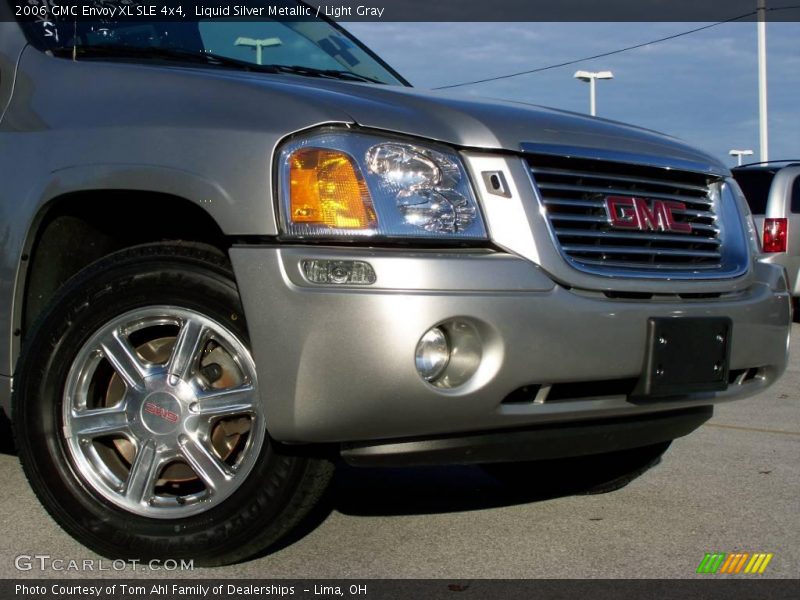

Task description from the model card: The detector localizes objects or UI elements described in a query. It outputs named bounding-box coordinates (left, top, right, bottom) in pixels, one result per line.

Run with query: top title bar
left=5, top=0, right=800, bottom=22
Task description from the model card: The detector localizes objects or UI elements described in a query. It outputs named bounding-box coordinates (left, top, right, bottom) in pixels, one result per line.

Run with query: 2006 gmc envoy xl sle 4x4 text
left=0, top=3, right=791, bottom=566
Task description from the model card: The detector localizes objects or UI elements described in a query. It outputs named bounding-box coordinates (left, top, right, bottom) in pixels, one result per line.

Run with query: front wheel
left=13, top=243, right=332, bottom=566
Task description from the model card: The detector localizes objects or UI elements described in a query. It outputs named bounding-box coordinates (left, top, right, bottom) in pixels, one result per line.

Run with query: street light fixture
left=729, top=149, right=754, bottom=166
left=234, top=37, right=282, bottom=65
left=574, top=70, right=614, bottom=117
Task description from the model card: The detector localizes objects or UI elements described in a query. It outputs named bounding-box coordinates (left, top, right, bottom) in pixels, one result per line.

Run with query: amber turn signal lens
left=289, top=148, right=377, bottom=230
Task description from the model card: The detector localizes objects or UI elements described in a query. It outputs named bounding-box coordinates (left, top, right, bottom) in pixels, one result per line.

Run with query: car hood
left=228, top=74, right=727, bottom=175
left=31, top=52, right=727, bottom=176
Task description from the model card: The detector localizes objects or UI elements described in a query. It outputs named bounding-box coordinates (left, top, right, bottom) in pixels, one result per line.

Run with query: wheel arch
left=10, top=168, right=238, bottom=374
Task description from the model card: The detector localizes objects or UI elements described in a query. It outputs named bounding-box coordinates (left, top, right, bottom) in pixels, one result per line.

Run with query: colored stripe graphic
left=720, top=553, right=749, bottom=574
left=698, top=552, right=774, bottom=574
left=744, top=553, right=774, bottom=574
left=697, top=553, right=726, bottom=574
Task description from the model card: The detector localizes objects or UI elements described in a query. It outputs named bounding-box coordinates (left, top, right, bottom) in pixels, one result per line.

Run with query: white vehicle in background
left=732, top=161, right=800, bottom=318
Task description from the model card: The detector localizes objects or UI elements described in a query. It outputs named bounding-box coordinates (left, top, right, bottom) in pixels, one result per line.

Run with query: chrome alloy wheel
left=62, top=306, right=265, bottom=518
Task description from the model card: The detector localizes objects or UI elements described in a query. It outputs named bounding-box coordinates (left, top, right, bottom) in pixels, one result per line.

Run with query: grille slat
left=543, top=198, right=606, bottom=208
left=535, top=182, right=713, bottom=207
left=529, top=166, right=710, bottom=194
left=576, top=258, right=723, bottom=271
left=549, top=214, right=609, bottom=223
left=561, top=245, right=721, bottom=258
left=672, top=208, right=717, bottom=220
left=528, top=154, right=723, bottom=272
left=554, top=228, right=722, bottom=245
left=687, top=223, right=720, bottom=233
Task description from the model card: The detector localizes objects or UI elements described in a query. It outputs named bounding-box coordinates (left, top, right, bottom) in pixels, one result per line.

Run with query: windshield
left=19, top=1, right=406, bottom=86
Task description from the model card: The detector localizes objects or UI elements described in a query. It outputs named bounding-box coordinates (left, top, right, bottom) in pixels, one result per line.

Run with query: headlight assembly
left=277, top=130, right=487, bottom=240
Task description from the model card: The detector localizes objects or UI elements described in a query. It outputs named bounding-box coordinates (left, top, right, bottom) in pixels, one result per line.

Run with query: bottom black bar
left=341, top=406, right=712, bottom=467
left=3, top=579, right=798, bottom=600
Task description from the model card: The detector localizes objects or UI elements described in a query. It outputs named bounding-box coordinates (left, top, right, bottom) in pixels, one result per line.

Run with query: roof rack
left=736, top=159, right=800, bottom=168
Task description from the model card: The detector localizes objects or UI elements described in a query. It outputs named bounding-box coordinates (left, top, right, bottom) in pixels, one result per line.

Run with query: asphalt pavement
left=1, top=326, right=797, bottom=579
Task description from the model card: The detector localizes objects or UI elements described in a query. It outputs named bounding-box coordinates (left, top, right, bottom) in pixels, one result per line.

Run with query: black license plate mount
left=632, top=317, right=732, bottom=399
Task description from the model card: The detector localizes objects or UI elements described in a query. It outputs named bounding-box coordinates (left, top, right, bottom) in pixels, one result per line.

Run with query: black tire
left=13, top=242, right=333, bottom=566
left=483, top=441, right=671, bottom=496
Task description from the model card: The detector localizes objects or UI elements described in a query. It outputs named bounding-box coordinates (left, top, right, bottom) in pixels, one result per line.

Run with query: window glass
left=791, top=177, right=800, bottom=214
left=732, top=169, right=776, bottom=215
left=17, top=2, right=405, bottom=86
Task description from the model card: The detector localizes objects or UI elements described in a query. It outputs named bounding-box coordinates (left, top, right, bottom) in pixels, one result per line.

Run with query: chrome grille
left=528, top=154, right=724, bottom=272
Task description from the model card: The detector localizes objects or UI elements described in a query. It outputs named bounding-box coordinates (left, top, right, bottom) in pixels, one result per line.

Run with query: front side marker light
left=289, top=148, right=377, bottom=230
left=301, top=259, right=377, bottom=285
left=278, top=131, right=487, bottom=240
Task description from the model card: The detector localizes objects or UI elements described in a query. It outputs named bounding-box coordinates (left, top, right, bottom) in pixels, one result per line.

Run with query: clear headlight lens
left=277, top=131, right=487, bottom=240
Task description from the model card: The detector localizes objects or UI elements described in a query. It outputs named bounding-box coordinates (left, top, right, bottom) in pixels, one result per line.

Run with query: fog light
left=301, top=260, right=376, bottom=285
left=415, top=327, right=451, bottom=382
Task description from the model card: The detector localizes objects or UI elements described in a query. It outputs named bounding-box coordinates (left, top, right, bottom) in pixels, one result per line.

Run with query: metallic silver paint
left=0, top=21, right=790, bottom=453
left=278, top=247, right=555, bottom=292
left=463, top=154, right=758, bottom=294
left=754, top=166, right=800, bottom=296
left=0, top=39, right=740, bottom=375
left=519, top=142, right=727, bottom=177
left=231, top=247, right=790, bottom=443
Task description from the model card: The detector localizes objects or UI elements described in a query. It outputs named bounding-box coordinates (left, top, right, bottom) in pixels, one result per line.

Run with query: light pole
left=574, top=70, right=614, bottom=117
left=729, top=149, right=754, bottom=166
left=757, top=0, right=769, bottom=162
left=234, top=37, right=282, bottom=65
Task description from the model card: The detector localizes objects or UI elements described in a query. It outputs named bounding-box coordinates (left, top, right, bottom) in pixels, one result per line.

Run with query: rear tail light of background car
left=763, top=218, right=788, bottom=253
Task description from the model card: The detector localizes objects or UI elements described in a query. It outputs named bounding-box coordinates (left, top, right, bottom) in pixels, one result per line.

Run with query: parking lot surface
left=1, top=325, right=797, bottom=579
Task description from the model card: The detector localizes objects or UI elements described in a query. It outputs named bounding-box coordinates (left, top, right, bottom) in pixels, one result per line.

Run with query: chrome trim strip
left=521, top=142, right=729, bottom=178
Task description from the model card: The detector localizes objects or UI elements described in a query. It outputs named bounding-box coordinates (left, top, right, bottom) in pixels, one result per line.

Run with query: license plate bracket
left=632, top=317, right=732, bottom=399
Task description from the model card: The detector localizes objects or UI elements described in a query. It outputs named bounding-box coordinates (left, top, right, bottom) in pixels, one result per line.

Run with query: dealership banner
left=4, top=579, right=800, bottom=599
left=5, top=0, right=800, bottom=22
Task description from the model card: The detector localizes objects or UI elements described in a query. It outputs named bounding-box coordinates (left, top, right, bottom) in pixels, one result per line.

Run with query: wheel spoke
left=168, top=318, right=207, bottom=381
left=124, top=440, right=161, bottom=505
left=179, top=436, right=233, bottom=494
left=100, top=331, right=148, bottom=391
left=65, top=405, right=129, bottom=439
left=193, top=384, right=257, bottom=419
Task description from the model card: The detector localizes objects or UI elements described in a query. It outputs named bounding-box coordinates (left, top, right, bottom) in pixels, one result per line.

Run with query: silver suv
left=732, top=161, right=800, bottom=317
left=0, top=6, right=792, bottom=566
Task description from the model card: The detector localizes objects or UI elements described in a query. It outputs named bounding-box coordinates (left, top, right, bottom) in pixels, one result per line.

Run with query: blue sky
left=346, top=22, right=799, bottom=166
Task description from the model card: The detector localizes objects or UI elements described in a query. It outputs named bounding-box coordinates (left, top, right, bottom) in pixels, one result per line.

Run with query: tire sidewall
left=14, top=245, right=311, bottom=564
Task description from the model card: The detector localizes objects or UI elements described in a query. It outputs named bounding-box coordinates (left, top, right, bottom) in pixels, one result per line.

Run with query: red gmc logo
left=605, top=196, right=692, bottom=233
left=144, top=402, right=179, bottom=424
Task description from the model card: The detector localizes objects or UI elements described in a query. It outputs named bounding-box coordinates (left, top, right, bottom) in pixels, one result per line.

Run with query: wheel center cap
left=140, top=392, right=182, bottom=434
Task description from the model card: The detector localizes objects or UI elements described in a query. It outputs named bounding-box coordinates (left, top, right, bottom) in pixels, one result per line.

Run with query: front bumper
left=341, top=407, right=713, bottom=467
left=231, top=246, right=791, bottom=445
left=760, top=253, right=800, bottom=297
